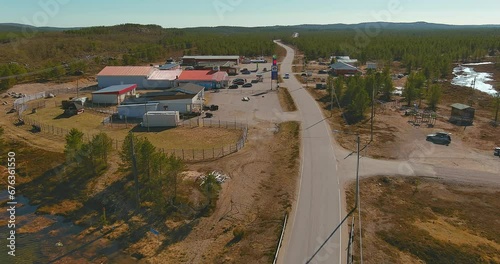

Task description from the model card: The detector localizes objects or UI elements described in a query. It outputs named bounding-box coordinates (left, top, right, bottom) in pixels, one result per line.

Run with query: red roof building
left=177, top=70, right=229, bottom=89
left=92, top=84, right=137, bottom=105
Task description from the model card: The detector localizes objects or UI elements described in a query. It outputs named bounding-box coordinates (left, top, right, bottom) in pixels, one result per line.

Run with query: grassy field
left=25, top=98, right=243, bottom=150
left=346, top=176, right=500, bottom=263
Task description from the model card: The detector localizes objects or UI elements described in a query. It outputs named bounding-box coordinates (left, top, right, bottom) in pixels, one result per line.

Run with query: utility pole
left=355, top=133, right=363, bottom=264
left=129, top=133, right=140, bottom=209
left=370, top=82, right=375, bottom=142
left=329, top=76, right=334, bottom=117
left=495, top=92, right=500, bottom=125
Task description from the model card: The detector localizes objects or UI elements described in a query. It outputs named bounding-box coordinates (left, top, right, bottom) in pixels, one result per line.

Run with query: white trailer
left=142, top=111, right=179, bottom=128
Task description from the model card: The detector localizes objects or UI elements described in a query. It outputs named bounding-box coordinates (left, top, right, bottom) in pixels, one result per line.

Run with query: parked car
left=242, top=83, right=253, bottom=88
left=426, top=132, right=451, bottom=146
left=494, top=147, right=500, bottom=157
left=251, top=79, right=259, bottom=83
left=318, top=70, right=328, bottom=74
left=229, top=84, right=239, bottom=89
left=283, top=73, right=290, bottom=79
left=241, top=70, right=251, bottom=75
left=242, top=97, right=250, bottom=101
left=234, top=80, right=245, bottom=85
left=240, top=68, right=248, bottom=72
left=232, top=78, right=244, bottom=83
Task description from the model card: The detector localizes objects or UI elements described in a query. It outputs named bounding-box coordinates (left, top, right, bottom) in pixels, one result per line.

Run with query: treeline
left=283, top=29, right=500, bottom=77
left=0, top=23, right=280, bottom=91
left=329, top=68, right=444, bottom=123
left=63, top=129, right=220, bottom=216
left=119, top=133, right=220, bottom=216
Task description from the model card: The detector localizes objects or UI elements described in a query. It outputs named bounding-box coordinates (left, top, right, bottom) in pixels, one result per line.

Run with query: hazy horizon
left=1, top=0, right=499, bottom=29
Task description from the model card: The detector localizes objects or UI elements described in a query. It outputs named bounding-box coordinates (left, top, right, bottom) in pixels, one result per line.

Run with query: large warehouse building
left=97, top=67, right=153, bottom=88
left=121, top=83, right=205, bottom=114
left=176, top=70, right=229, bottom=89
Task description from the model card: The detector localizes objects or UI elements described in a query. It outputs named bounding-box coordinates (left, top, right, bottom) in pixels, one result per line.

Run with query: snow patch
left=451, top=64, right=497, bottom=96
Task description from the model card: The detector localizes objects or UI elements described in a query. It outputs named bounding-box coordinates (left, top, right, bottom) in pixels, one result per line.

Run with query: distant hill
left=0, top=23, right=81, bottom=32
left=286, top=21, right=500, bottom=31
left=1, top=21, right=499, bottom=33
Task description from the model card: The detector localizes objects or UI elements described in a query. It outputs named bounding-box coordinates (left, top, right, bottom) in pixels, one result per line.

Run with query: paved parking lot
left=205, top=63, right=299, bottom=126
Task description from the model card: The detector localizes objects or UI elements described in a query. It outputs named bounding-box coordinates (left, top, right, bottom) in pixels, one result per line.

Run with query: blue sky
left=1, top=0, right=500, bottom=28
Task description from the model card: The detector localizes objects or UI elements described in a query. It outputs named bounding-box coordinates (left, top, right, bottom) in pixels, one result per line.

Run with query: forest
left=0, top=24, right=282, bottom=91
left=1, top=23, right=500, bottom=93
left=281, top=28, right=500, bottom=77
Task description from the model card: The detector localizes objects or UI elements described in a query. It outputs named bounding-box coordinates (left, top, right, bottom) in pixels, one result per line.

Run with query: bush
left=233, top=227, right=245, bottom=241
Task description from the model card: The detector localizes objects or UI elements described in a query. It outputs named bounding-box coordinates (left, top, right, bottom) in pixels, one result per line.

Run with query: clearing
left=346, top=176, right=500, bottom=264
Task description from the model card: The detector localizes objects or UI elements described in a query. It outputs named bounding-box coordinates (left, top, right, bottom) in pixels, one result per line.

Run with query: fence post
left=219, top=120, right=221, bottom=128
left=221, top=146, right=224, bottom=156
left=213, top=148, right=215, bottom=159
left=182, top=149, right=185, bottom=160
left=192, top=149, right=195, bottom=160
left=203, top=149, right=205, bottom=160
left=115, top=139, right=118, bottom=150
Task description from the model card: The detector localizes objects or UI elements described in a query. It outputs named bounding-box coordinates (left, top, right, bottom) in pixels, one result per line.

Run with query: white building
left=117, top=102, right=159, bottom=119
left=142, top=111, right=180, bottom=128
left=97, top=67, right=153, bottom=88
left=122, top=83, right=205, bottom=114
left=91, top=84, right=137, bottom=105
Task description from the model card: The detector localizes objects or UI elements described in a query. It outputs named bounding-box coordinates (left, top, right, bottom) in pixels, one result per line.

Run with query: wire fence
left=19, top=115, right=248, bottom=162
left=13, top=86, right=248, bottom=162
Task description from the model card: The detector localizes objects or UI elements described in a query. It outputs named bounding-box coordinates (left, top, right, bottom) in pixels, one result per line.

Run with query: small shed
left=64, top=102, right=84, bottom=116
left=449, top=103, right=475, bottom=125
left=329, top=61, right=360, bottom=76
left=92, top=84, right=137, bottom=105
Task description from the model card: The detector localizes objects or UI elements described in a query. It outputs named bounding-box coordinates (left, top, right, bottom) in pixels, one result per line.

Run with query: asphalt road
left=274, top=41, right=500, bottom=264
left=276, top=41, right=343, bottom=264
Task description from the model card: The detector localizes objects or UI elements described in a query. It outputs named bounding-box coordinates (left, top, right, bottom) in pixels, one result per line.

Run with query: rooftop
left=148, top=69, right=182, bottom=80
left=176, top=83, right=204, bottom=94
left=451, top=103, right=472, bottom=110
left=97, top=66, right=153, bottom=76
left=158, top=63, right=180, bottom=70
left=330, top=61, right=358, bottom=70
left=182, top=55, right=240, bottom=60
left=178, top=70, right=228, bottom=82
left=92, top=84, right=137, bottom=94
left=145, top=111, right=179, bottom=116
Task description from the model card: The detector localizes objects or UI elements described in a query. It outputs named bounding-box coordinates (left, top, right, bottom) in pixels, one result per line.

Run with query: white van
left=284, top=73, right=290, bottom=79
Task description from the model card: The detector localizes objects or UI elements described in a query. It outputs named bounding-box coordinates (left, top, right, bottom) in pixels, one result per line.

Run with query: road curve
left=276, top=41, right=343, bottom=264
